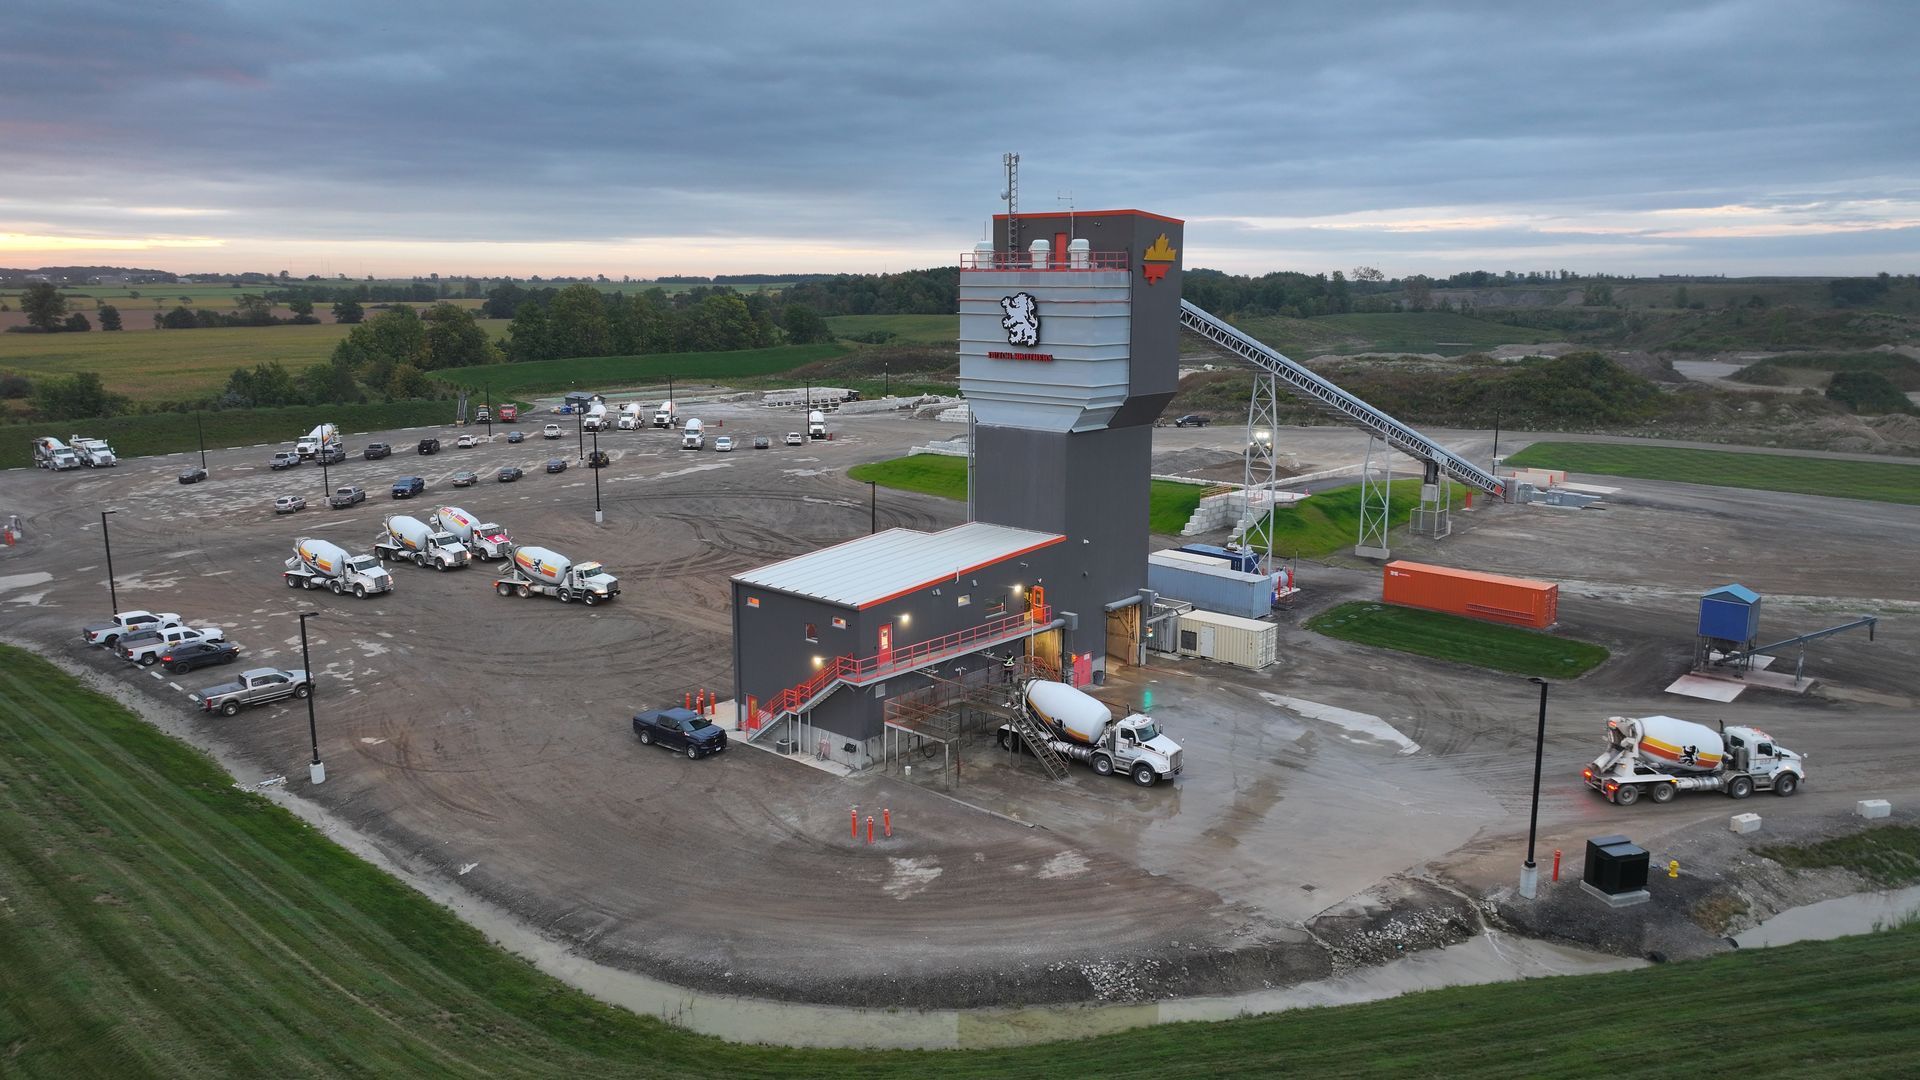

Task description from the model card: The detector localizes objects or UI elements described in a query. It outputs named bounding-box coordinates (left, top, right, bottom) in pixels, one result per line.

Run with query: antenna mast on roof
left=1058, top=190, right=1075, bottom=240
left=1001, top=152, right=1020, bottom=253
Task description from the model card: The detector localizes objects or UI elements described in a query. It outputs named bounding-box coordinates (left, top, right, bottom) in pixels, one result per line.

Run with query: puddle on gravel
left=1733, top=884, right=1920, bottom=949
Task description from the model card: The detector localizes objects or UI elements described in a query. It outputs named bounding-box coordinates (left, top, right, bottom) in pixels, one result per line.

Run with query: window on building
left=1180, top=630, right=1198, bottom=650
left=831, top=617, right=847, bottom=630
left=746, top=596, right=760, bottom=608
left=805, top=622, right=818, bottom=642
left=957, top=594, right=970, bottom=607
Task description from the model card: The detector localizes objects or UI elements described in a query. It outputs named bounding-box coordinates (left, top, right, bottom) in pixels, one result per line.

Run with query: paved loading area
left=2, top=401, right=1916, bottom=1008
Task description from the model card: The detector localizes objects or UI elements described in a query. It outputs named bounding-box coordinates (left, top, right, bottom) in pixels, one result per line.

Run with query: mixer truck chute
left=374, top=515, right=472, bottom=570
left=494, top=544, right=620, bottom=605
left=429, top=506, right=513, bottom=560
left=284, top=537, right=394, bottom=597
left=1584, top=715, right=1804, bottom=805
left=998, top=680, right=1182, bottom=787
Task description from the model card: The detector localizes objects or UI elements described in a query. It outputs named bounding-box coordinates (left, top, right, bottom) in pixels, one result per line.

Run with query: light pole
left=869, top=481, right=877, bottom=534
left=1490, top=407, right=1502, bottom=473
left=592, top=430, right=603, bottom=524
left=320, top=445, right=331, bottom=500
left=1520, top=677, right=1548, bottom=898
left=575, top=406, right=584, bottom=461
left=195, top=413, right=207, bottom=470
left=483, top=385, right=494, bottom=438
left=99, top=509, right=119, bottom=614
left=883, top=361, right=889, bottom=398
left=298, top=611, right=325, bottom=785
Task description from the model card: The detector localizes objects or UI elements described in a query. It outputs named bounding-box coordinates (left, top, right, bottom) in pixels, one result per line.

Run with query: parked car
left=178, top=467, right=208, bottom=484
left=159, top=640, right=241, bottom=675
left=753, top=435, right=770, bottom=449
left=82, top=610, right=182, bottom=648
left=506, top=431, right=526, bottom=444
left=632, top=707, right=728, bottom=759
left=364, top=442, right=392, bottom=460
left=452, top=470, right=479, bottom=487
left=271, top=451, right=301, bottom=470
left=542, top=423, right=562, bottom=439
left=714, top=436, right=734, bottom=453
left=417, top=437, right=441, bottom=455
left=327, top=485, right=367, bottom=509
left=274, top=494, right=307, bottom=514
left=191, top=667, right=311, bottom=717
left=317, top=444, right=347, bottom=464
left=498, top=466, right=523, bottom=482
left=391, top=476, right=426, bottom=499
left=586, top=450, right=610, bottom=468
left=785, top=432, right=804, bottom=446
left=1172, top=414, right=1210, bottom=428
left=545, top=458, right=568, bottom=474
left=456, top=434, right=479, bottom=449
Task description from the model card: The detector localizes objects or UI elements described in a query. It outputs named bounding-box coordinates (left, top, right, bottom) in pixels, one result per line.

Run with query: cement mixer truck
left=582, top=399, right=611, bottom=431
left=429, top=505, right=513, bottom=560
left=680, top=418, right=704, bottom=450
left=617, top=402, right=646, bottom=430
left=1583, top=714, right=1805, bottom=806
left=998, top=680, right=1183, bottom=787
left=493, top=545, right=620, bottom=605
left=373, top=515, right=472, bottom=570
left=284, top=537, right=394, bottom=597
left=296, top=423, right=340, bottom=459
left=807, top=410, right=826, bottom=439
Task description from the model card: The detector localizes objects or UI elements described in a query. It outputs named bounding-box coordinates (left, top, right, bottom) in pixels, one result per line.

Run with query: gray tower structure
left=959, top=210, right=1184, bottom=680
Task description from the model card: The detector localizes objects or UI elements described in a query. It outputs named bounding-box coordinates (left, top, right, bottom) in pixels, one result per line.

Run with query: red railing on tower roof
left=960, top=251, right=1129, bottom=272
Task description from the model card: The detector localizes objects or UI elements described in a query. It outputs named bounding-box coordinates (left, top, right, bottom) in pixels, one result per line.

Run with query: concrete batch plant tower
left=961, top=210, right=1185, bottom=681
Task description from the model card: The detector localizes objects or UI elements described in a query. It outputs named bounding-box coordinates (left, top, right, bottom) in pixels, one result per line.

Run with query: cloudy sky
left=3, top=1, right=1915, bottom=278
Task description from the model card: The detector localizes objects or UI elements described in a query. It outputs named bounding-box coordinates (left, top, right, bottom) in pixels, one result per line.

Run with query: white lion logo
left=999, top=292, right=1040, bottom=347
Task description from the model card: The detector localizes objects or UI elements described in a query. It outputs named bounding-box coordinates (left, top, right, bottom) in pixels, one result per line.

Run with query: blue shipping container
left=1698, top=584, right=1761, bottom=642
left=1177, top=544, right=1264, bottom=574
left=1149, top=554, right=1273, bottom=620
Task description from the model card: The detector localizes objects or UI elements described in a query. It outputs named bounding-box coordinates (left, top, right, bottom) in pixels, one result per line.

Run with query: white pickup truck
left=119, top=624, right=226, bottom=666
left=82, top=610, right=183, bottom=648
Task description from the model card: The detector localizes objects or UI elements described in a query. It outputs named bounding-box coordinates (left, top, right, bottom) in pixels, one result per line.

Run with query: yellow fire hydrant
left=1669, top=859, right=1681, bottom=879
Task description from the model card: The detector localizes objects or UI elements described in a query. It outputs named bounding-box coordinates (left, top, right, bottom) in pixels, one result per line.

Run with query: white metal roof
left=734, top=522, right=1064, bottom=609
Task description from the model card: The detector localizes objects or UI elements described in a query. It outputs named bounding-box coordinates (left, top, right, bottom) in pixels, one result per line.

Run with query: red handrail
left=960, top=251, right=1129, bottom=272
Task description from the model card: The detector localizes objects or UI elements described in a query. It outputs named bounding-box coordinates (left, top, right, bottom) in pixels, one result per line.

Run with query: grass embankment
left=0, top=323, right=367, bottom=401
left=1759, top=825, right=1920, bottom=889
left=1505, top=442, right=1920, bottom=506
left=824, top=314, right=959, bottom=344
left=0, top=399, right=456, bottom=469
left=1224, top=311, right=1557, bottom=358
left=5, top=644, right=1920, bottom=1078
left=432, top=344, right=848, bottom=398
left=848, top=454, right=1205, bottom=534
left=1241, top=479, right=1471, bottom=559
left=1730, top=352, right=1920, bottom=389
left=1307, top=601, right=1610, bottom=677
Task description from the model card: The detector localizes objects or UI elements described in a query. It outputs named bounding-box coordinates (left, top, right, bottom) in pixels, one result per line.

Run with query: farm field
left=1306, top=601, right=1611, bottom=678
left=825, top=313, right=959, bottom=344
left=1243, top=479, right=1471, bottom=559
left=431, top=344, right=848, bottom=397
left=0, top=399, right=455, bottom=469
left=1, top=645, right=1915, bottom=1078
left=848, top=453, right=1207, bottom=534
left=1223, top=311, right=1559, bottom=358
left=1505, top=442, right=1920, bottom=506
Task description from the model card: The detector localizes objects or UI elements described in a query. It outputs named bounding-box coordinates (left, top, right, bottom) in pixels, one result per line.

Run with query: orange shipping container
left=1381, top=560, right=1558, bottom=629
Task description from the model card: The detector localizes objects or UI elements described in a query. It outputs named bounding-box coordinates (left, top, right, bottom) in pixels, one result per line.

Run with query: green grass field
left=432, top=344, right=848, bottom=398
left=1505, top=442, right=1920, bottom=506
left=847, top=454, right=1206, bottom=534
left=824, top=314, right=959, bottom=344
left=1224, top=312, right=1557, bottom=358
left=4, top=642, right=1919, bottom=1078
left=1242, top=479, right=1471, bottom=559
left=0, top=399, right=456, bottom=470
left=0, top=323, right=363, bottom=401
left=1759, top=826, right=1920, bottom=889
left=1306, top=601, right=1611, bottom=677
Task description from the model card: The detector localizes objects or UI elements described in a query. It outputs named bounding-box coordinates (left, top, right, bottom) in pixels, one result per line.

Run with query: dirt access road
left=1, top=402, right=1915, bottom=1010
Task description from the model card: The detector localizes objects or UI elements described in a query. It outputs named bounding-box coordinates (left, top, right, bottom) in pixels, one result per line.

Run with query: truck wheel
left=638, top=730, right=653, bottom=745
left=294, top=683, right=311, bottom=699
left=686, top=745, right=699, bottom=760
left=583, top=593, right=596, bottom=606
left=139, top=654, right=157, bottom=666
left=558, top=589, right=573, bottom=603
left=1092, top=754, right=1114, bottom=776
left=329, top=579, right=343, bottom=595
left=516, top=584, right=531, bottom=598
left=353, top=584, right=366, bottom=598
left=301, top=578, right=315, bottom=590
left=103, top=634, right=119, bottom=648
left=1728, top=776, right=1754, bottom=799
left=1773, top=773, right=1799, bottom=797
left=413, top=553, right=426, bottom=568
left=1132, top=763, right=1158, bottom=787
left=220, top=701, right=240, bottom=717
left=1650, top=782, right=1676, bottom=804
left=377, top=548, right=387, bottom=561
left=497, top=583, right=513, bottom=597
left=1613, top=784, right=1640, bottom=806
left=285, top=575, right=299, bottom=589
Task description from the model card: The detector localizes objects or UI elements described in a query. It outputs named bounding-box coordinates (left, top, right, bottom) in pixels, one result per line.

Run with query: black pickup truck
left=632, top=708, right=728, bottom=759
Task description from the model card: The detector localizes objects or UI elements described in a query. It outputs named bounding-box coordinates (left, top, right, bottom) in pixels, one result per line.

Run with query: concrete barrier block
left=1855, top=799, right=1892, bottom=819
left=1729, top=813, right=1762, bottom=834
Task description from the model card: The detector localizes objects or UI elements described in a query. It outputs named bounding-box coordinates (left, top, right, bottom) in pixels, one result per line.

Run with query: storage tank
left=1025, top=680, right=1113, bottom=745
left=383, top=515, right=438, bottom=552
left=1698, top=584, right=1761, bottom=644
left=1618, top=715, right=1724, bottom=774
left=512, top=545, right=572, bottom=586
left=431, top=505, right=478, bottom=536
left=293, top=537, right=353, bottom=578
left=1381, top=560, right=1557, bottom=629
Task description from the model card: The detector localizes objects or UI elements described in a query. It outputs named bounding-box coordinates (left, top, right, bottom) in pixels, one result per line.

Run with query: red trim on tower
left=993, top=208, right=1184, bottom=225
left=856, top=534, right=1067, bottom=610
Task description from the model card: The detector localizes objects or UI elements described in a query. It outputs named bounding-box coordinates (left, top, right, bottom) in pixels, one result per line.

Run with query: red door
left=877, top=623, right=893, bottom=667
left=1054, top=231, right=1069, bottom=268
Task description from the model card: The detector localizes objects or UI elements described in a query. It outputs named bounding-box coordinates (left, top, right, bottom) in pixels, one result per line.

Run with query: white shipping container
left=1173, top=609, right=1276, bottom=670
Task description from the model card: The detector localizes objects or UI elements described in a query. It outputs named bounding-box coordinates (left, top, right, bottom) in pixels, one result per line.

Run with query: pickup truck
left=328, top=485, right=367, bottom=509
left=192, top=667, right=311, bottom=716
left=632, top=707, right=728, bottom=759
left=119, top=625, right=226, bottom=665
left=82, top=610, right=183, bottom=648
